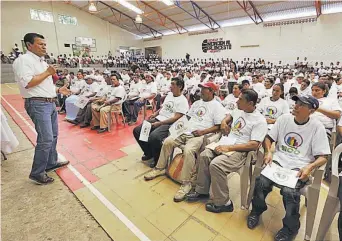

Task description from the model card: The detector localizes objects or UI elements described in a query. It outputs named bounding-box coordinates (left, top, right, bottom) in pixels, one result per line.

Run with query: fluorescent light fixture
left=187, top=25, right=210, bottom=32
left=135, top=14, right=142, bottom=24
left=161, top=0, right=173, bottom=6
left=263, top=7, right=316, bottom=22
left=220, top=17, right=254, bottom=27
left=115, top=0, right=143, bottom=14
left=88, top=2, right=97, bottom=12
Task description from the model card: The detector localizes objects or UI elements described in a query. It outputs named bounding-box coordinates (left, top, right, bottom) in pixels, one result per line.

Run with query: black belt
left=27, top=97, right=57, bottom=103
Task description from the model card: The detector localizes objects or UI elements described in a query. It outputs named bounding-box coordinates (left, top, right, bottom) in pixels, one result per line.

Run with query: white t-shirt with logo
left=257, top=97, right=290, bottom=120
left=252, top=83, right=266, bottom=99
left=107, top=85, right=126, bottom=104
left=222, top=94, right=238, bottom=114
left=311, top=97, right=341, bottom=129
left=81, top=82, right=99, bottom=96
left=139, top=82, right=157, bottom=99
left=226, top=109, right=268, bottom=145
left=186, top=99, right=226, bottom=133
left=156, top=92, right=189, bottom=121
left=269, top=114, right=331, bottom=169
left=95, top=84, right=110, bottom=97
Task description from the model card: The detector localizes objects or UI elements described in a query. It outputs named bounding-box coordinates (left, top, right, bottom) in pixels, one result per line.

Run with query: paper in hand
left=139, top=121, right=152, bottom=142
left=261, top=163, right=299, bottom=188
left=169, top=115, right=189, bottom=138
left=74, top=96, right=89, bottom=109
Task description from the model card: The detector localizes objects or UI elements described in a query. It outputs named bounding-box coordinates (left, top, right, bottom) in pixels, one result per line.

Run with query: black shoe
left=91, top=126, right=100, bottom=130
left=149, top=161, right=156, bottom=168
left=67, top=119, right=79, bottom=125
left=80, top=123, right=90, bottom=128
left=128, top=121, right=137, bottom=126
left=186, top=190, right=210, bottom=202
left=29, top=174, right=54, bottom=185
left=247, top=212, right=260, bottom=229
left=142, top=155, right=153, bottom=161
left=205, top=202, right=234, bottom=213
left=58, top=110, right=66, bottom=114
left=275, top=228, right=298, bottom=241
left=97, top=128, right=108, bottom=133
left=46, top=160, right=70, bottom=172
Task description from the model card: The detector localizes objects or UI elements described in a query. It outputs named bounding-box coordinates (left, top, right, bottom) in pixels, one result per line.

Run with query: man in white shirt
left=121, top=69, right=130, bottom=84
left=133, top=78, right=189, bottom=167
left=186, top=89, right=268, bottom=213
left=251, top=75, right=266, bottom=100
left=12, top=33, right=70, bottom=184
left=91, top=75, right=126, bottom=133
left=126, top=74, right=157, bottom=125
left=247, top=96, right=330, bottom=241
left=155, top=72, right=172, bottom=110
left=144, top=82, right=226, bottom=202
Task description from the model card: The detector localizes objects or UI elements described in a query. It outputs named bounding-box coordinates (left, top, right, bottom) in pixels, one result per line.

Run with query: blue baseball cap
left=292, top=95, right=319, bottom=110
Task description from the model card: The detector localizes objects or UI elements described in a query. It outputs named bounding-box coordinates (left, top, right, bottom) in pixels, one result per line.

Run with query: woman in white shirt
left=264, top=77, right=274, bottom=98
left=299, top=79, right=311, bottom=97
left=311, top=82, right=342, bottom=140
left=258, top=83, right=289, bottom=128
left=221, top=83, right=242, bottom=114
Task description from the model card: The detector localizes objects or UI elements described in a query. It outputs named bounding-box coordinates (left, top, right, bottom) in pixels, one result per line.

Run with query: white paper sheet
left=139, top=121, right=152, bottom=142
left=261, top=163, right=299, bottom=188
left=205, top=135, right=236, bottom=156
left=169, top=115, right=189, bottom=138
left=74, top=96, right=89, bottom=109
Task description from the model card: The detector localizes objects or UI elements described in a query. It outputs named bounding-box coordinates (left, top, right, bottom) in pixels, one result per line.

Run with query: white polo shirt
left=13, top=51, right=56, bottom=98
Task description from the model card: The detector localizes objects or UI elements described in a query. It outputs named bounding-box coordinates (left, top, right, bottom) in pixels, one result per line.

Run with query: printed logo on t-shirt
left=281, top=132, right=303, bottom=155
left=232, top=117, right=246, bottom=133
left=227, top=102, right=236, bottom=110
left=163, top=101, right=174, bottom=113
left=175, top=121, right=184, bottom=130
left=266, top=106, right=277, bottom=117
left=196, top=106, right=207, bottom=118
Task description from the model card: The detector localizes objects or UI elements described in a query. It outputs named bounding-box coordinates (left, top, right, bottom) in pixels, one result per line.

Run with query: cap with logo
left=291, top=95, right=319, bottom=110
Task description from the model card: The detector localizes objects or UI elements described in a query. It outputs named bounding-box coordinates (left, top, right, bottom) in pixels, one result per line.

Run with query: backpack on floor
left=167, top=153, right=184, bottom=184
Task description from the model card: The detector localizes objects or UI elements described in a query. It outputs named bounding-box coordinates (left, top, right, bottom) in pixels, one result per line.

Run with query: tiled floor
left=1, top=83, right=340, bottom=241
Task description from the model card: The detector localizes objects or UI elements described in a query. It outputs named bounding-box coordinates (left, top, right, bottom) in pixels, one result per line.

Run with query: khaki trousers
left=91, top=103, right=121, bottom=129
left=195, top=149, right=247, bottom=205
left=156, top=133, right=204, bottom=183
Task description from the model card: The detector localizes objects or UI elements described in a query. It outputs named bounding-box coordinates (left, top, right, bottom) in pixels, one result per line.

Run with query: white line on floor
left=1, top=96, right=151, bottom=241
left=5, top=84, right=14, bottom=90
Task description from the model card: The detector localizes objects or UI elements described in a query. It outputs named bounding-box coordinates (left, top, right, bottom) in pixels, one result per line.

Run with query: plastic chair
left=107, top=94, right=127, bottom=132
left=315, top=143, right=342, bottom=241
left=246, top=150, right=325, bottom=241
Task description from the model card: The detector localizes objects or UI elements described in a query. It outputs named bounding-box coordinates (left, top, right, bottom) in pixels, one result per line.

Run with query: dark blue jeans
left=251, top=172, right=307, bottom=234
left=124, top=99, right=146, bottom=122
left=24, top=99, right=58, bottom=178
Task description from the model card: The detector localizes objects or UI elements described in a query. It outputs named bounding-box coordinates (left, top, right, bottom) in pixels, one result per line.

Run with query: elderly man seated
left=133, top=77, right=189, bottom=167
left=247, top=96, right=331, bottom=241
left=91, top=75, right=126, bottom=133
left=144, top=82, right=226, bottom=202
left=186, top=89, right=268, bottom=212
left=126, top=74, right=157, bottom=125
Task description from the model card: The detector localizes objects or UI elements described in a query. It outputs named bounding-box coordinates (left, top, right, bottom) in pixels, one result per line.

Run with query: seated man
left=144, top=82, right=226, bottom=202
left=155, top=72, right=171, bottom=110
left=126, top=74, right=157, bottom=125
left=186, top=89, right=267, bottom=213
left=91, top=75, right=126, bottom=133
left=247, top=96, right=330, bottom=241
left=133, top=77, right=189, bottom=167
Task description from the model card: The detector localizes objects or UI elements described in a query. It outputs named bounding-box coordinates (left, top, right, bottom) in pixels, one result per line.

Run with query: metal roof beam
left=315, top=0, right=322, bottom=18
left=99, top=1, right=163, bottom=37
left=174, top=0, right=221, bottom=30
left=136, top=1, right=188, bottom=34
left=236, top=0, right=263, bottom=25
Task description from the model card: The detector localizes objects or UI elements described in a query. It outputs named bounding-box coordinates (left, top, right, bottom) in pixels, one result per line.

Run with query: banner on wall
left=202, top=38, right=232, bottom=53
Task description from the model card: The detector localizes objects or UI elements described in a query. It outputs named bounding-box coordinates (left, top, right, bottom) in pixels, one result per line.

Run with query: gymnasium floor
left=1, top=83, right=340, bottom=241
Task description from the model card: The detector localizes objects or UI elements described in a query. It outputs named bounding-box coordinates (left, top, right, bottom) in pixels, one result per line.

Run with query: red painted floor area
left=2, top=94, right=147, bottom=191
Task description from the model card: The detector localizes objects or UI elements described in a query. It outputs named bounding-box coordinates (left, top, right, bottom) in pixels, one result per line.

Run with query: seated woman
left=65, top=75, right=98, bottom=121
left=298, top=78, right=311, bottom=97
left=133, top=78, right=189, bottom=167
left=264, top=77, right=274, bottom=98
left=257, top=83, right=289, bottom=130
left=221, top=83, right=242, bottom=115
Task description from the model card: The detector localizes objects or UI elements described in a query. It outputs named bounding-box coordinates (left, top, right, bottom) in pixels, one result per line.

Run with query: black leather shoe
left=91, top=126, right=100, bottom=130
left=29, top=174, right=54, bottom=185
left=275, top=228, right=298, bottom=241
left=67, top=119, right=78, bottom=125
left=46, top=160, right=70, bottom=172
left=142, top=155, right=153, bottom=161
left=186, top=190, right=209, bottom=202
left=247, top=213, right=260, bottom=229
left=205, top=202, right=234, bottom=213
left=80, top=123, right=90, bottom=128
left=97, top=128, right=108, bottom=133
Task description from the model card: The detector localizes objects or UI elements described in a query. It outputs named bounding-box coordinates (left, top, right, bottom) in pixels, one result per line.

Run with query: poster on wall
left=202, top=38, right=232, bottom=53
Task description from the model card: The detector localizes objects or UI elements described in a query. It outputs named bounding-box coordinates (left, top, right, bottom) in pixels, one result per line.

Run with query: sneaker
left=144, top=168, right=166, bottom=181
left=46, top=160, right=70, bottom=172
left=275, top=228, right=298, bottom=241
left=247, top=212, right=261, bottom=229
left=29, top=174, right=54, bottom=185
left=205, top=202, right=234, bottom=213
left=174, top=183, right=192, bottom=202
left=186, top=190, right=210, bottom=202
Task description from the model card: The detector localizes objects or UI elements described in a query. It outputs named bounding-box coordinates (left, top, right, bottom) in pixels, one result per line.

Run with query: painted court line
left=1, top=96, right=151, bottom=241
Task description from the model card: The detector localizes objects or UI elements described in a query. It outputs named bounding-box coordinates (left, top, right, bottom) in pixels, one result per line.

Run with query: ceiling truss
left=236, top=0, right=263, bottom=25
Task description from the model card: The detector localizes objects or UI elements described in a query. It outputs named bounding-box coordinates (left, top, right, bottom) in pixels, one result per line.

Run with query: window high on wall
left=58, top=14, right=77, bottom=25
left=30, top=9, right=53, bottom=22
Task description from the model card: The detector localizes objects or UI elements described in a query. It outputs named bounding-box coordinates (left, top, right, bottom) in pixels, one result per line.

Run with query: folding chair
left=315, top=143, right=342, bottom=241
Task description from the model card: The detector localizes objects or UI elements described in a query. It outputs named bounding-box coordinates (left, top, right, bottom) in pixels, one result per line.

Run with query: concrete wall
left=143, top=12, right=342, bottom=64
left=1, top=1, right=142, bottom=57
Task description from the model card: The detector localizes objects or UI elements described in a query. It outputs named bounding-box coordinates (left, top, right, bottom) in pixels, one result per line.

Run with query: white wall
left=143, top=13, right=342, bottom=64
left=1, top=1, right=142, bottom=57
